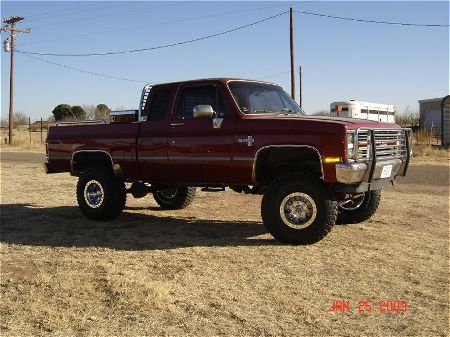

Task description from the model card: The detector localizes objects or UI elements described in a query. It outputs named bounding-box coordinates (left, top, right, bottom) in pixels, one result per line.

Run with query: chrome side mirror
left=193, top=105, right=215, bottom=118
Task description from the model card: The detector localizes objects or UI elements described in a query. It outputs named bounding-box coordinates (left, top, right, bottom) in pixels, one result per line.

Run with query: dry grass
left=0, top=160, right=448, bottom=336
left=411, top=144, right=449, bottom=163
left=412, top=129, right=440, bottom=146
left=0, top=126, right=46, bottom=152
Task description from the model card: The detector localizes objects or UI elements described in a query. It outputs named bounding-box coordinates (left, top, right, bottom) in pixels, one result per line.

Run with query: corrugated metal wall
left=442, top=96, right=450, bottom=146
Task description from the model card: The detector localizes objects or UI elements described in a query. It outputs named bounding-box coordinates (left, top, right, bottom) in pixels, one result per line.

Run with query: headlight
left=346, top=131, right=356, bottom=160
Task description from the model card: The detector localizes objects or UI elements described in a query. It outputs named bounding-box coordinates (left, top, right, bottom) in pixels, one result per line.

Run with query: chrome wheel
left=84, top=180, right=104, bottom=208
left=339, top=193, right=365, bottom=211
left=279, top=192, right=317, bottom=229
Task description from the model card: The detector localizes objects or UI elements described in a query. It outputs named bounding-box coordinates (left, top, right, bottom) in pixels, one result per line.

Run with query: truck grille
left=356, top=129, right=408, bottom=161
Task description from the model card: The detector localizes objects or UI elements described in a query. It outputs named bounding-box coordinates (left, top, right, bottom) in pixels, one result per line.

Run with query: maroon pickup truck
left=45, top=78, right=411, bottom=244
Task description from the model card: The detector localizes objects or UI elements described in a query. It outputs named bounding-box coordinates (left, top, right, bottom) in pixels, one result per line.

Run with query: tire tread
left=261, top=171, right=337, bottom=245
left=76, top=166, right=126, bottom=220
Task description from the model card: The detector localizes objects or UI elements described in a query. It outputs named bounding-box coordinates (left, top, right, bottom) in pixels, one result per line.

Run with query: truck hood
left=302, top=115, right=399, bottom=129
left=245, top=114, right=400, bottom=130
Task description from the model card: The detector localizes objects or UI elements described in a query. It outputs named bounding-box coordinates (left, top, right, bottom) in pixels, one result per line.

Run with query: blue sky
left=1, top=1, right=449, bottom=121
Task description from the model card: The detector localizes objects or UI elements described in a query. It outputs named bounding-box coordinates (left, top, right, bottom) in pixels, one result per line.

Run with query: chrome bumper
left=336, top=158, right=405, bottom=184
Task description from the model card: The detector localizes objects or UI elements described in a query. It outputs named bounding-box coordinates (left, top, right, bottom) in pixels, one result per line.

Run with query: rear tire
left=261, top=172, right=337, bottom=245
left=76, top=166, right=126, bottom=220
left=337, top=190, right=381, bottom=224
left=153, top=187, right=196, bottom=210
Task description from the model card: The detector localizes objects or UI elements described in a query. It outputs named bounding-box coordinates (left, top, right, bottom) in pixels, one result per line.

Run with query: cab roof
left=150, top=78, right=278, bottom=88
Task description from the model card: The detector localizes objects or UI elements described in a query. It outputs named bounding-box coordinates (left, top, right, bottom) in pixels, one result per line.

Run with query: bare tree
left=395, top=106, right=419, bottom=127
left=1, top=119, right=8, bottom=128
left=310, top=110, right=330, bottom=116
left=82, top=105, right=97, bottom=120
left=13, top=112, right=28, bottom=127
left=82, top=104, right=110, bottom=122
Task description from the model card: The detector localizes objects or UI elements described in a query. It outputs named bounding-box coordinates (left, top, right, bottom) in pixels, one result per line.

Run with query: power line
left=257, top=70, right=291, bottom=80
left=17, top=3, right=292, bottom=47
left=16, top=11, right=288, bottom=57
left=31, top=2, right=187, bottom=29
left=295, top=10, right=449, bottom=27
left=18, top=52, right=149, bottom=83
left=18, top=51, right=297, bottom=84
left=24, top=2, right=116, bottom=21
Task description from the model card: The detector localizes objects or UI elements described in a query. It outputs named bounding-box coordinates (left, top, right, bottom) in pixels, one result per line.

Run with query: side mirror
left=193, top=105, right=215, bottom=118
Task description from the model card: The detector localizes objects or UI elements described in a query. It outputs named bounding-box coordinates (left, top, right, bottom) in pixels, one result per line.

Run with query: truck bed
left=46, top=123, right=140, bottom=176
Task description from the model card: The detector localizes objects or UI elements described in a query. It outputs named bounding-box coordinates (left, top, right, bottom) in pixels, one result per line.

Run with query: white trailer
left=330, top=100, right=396, bottom=123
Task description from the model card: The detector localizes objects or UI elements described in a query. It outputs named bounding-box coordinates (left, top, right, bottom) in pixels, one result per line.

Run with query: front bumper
left=335, top=158, right=405, bottom=184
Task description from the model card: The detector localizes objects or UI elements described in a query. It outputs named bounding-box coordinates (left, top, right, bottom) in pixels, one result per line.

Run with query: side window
left=178, top=86, right=217, bottom=120
left=148, top=89, right=172, bottom=121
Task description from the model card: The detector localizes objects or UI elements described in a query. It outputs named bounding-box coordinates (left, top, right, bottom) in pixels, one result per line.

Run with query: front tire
left=261, top=172, right=337, bottom=245
left=337, top=190, right=381, bottom=224
left=153, top=187, right=196, bottom=210
left=76, top=166, right=126, bottom=220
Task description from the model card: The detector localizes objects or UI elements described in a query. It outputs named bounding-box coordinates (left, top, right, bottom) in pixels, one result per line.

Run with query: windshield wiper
left=253, top=110, right=274, bottom=113
left=276, top=108, right=298, bottom=115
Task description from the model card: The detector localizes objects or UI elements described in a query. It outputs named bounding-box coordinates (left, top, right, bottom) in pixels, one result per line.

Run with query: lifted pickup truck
left=45, top=78, right=411, bottom=244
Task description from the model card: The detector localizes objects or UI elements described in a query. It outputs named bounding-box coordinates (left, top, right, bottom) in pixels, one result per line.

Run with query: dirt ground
left=0, top=158, right=448, bottom=336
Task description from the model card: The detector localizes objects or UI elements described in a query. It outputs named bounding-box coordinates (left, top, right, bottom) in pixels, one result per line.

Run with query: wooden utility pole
left=1, top=16, right=31, bottom=144
left=299, top=66, right=303, bottom=108
left=289, top=7, right=295, bottom=100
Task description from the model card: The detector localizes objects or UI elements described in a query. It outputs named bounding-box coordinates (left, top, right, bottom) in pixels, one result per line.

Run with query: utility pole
left=1, top=16, right=31, bottom=144
left=299, top=66, right=302, bottom=108
left=289, top=7, right=295, bottom=100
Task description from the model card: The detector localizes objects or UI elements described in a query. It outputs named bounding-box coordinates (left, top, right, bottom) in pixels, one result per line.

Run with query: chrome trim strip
left=112, top=156, right=135, bottom=161
left=169, top=156, right=231, bottom=161
left=233, top=157, right=254, bottom=161
left=139, top=156, right=167, bottom=161
left=139, top=156, right=252, bottom=161
left=252, top=145, right=324, bottom=183
left=48, top=156, right=70, bottom=160
left=56, top=120, right=105, bottom=126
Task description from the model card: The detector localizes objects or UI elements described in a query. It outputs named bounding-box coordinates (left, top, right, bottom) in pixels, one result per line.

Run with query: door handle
left=170, top=123, right=184, bottom=127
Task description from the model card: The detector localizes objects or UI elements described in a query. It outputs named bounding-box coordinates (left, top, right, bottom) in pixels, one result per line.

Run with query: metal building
left=418, top=97, right=442, bottom=132
left=442, top=95, right=450, bottom=146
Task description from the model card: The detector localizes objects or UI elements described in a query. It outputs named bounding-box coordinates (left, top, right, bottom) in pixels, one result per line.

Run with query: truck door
left=167, top=83, right=235, bottom=184
left=137, top=85, right=173, bottom=182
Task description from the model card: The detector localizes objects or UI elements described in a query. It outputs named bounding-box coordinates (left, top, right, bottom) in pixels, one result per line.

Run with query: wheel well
left=72, top=151, right=113, bottom=175
left=254, top=147, right=323, bottom=185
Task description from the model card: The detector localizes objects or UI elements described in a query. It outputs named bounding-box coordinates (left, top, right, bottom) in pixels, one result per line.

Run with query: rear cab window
left=142, top=86, right=174, bottom=121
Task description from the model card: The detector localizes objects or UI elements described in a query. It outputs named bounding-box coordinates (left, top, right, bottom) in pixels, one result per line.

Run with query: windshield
left=228, top=81, right=306, bottom=115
